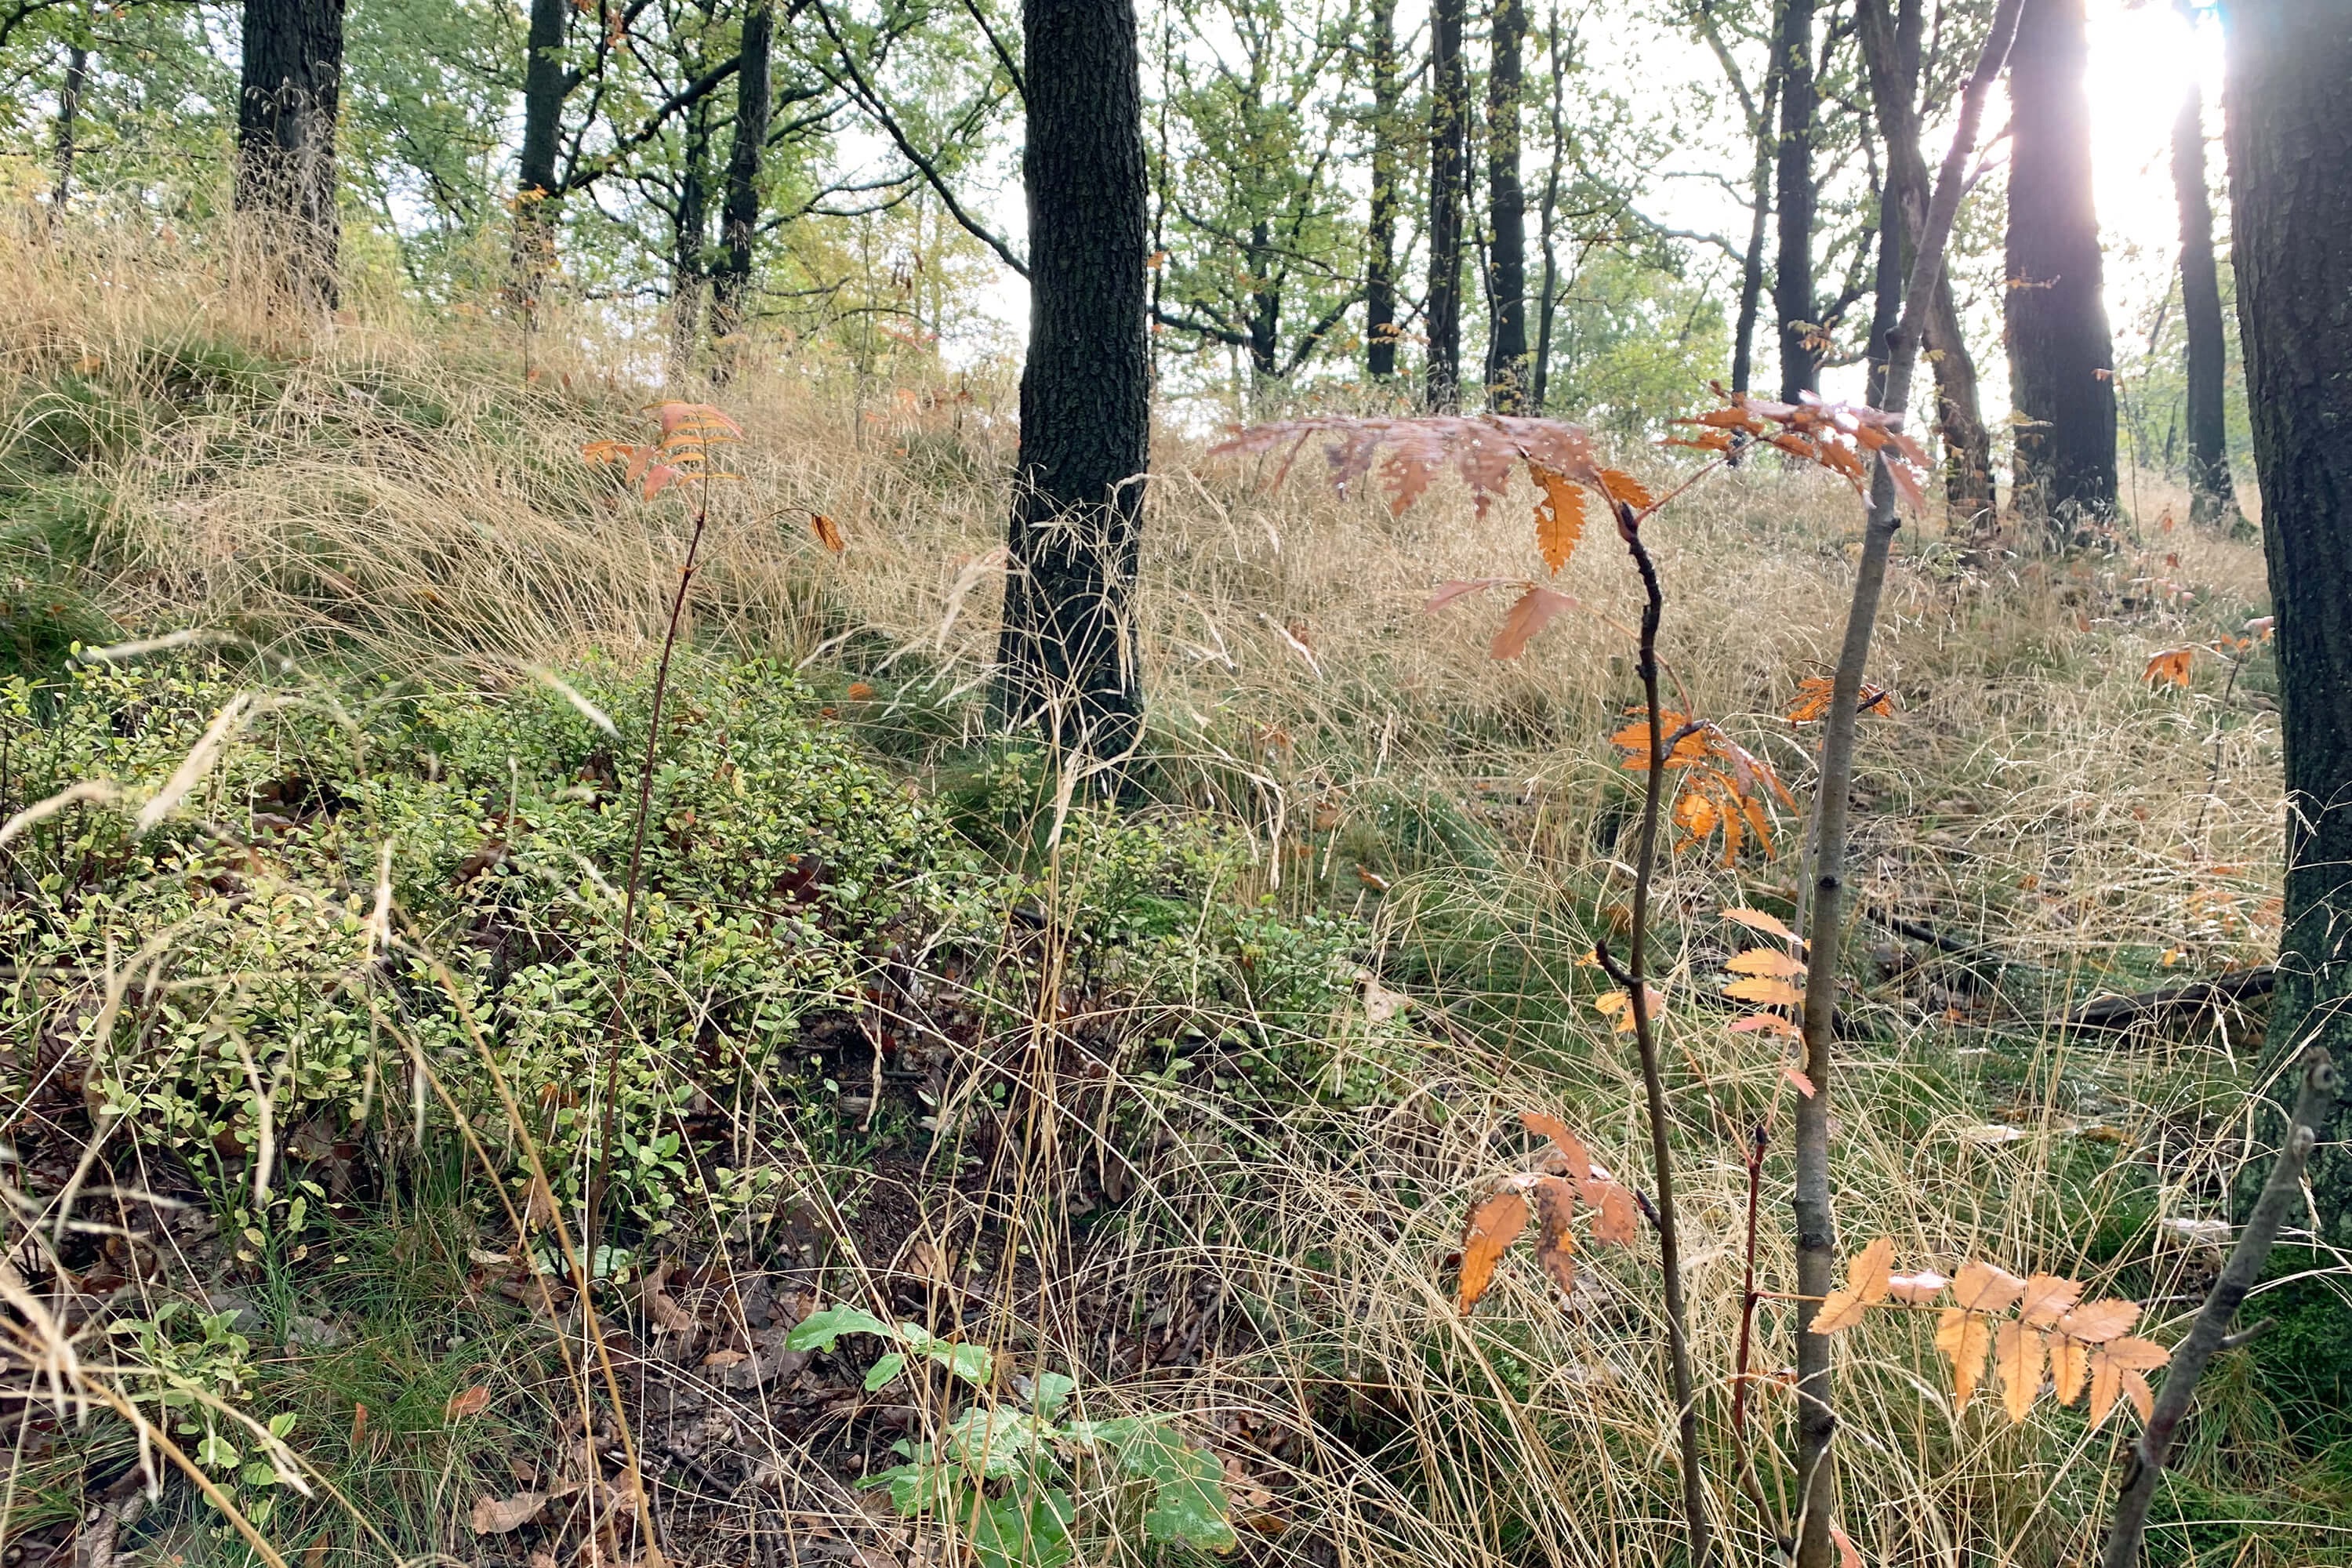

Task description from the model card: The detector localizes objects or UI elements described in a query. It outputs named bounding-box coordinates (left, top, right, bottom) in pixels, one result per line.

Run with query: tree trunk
left=1730, top=67, right=1779, bottom=397
left=1771, top=0, right=1820, bottom=401
left=1426, top=0, right=1468, bottom=411
left=671, top=100, right=714, bottom=372
left=1924, top=272, right=1998, bottom=528
left=1530, top=5, right=1566, bottom=410
left=1856, top=0, right=1922, bottom=409
left=513, top=0, right=571, bottom=302
left=1248, top=220, right=1280, bottom=387
left=2005, top=0, right=2118, bottom=540
left=1483, top=0, right=1527, bottom=411
left=2222, top=0, right=2352, bottom=1252
left=237, top=0, right=346, bottom=314
left=52, top=44, right=86, bottom=223
left=711, top=0, right=773, bottom=368
left=1365, top=0, right=1399, bottom=379
left=2171, top=73, right=2241, bottom=532
left=995, top=0, right=1150, bottom=762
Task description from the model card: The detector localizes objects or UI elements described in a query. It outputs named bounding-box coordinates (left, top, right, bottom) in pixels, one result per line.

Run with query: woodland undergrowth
left=0, top=220, right=2339, bottom=1568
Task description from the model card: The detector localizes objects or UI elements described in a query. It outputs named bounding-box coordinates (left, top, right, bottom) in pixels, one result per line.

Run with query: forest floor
left=2, top=226, right=2346, bottom=1568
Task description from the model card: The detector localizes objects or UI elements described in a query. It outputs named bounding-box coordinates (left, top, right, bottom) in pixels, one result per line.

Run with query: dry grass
left=2, top=215, right=2330, bottom=1568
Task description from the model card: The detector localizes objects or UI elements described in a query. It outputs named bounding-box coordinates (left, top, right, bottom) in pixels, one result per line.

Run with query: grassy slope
left=1, top=221, right=2341, bottom=1568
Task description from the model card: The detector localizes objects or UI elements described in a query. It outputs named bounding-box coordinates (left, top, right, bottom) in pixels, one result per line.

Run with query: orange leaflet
left=1597, top=467, right=1655, bottom=511
left=1951, top=1260, right=2027, bottom=1315
left=1722, top=906, right=1800, bottom=943
left=1935, top=1308, right=1994, bottom=1411
left=1730, top=1011, right=1801, bottom=1038
left=2143, top=647, right=2194, bottom=688
left=1530, top=465, right=1587, bottom=573
left=1528, top=1176, right=1579, bottom=1297
left=1457, top=1189, right=1531, bottom=1312
left=1724, top=975, right=1804, bottom=1007
left=811, top=512, right=846, bottom=552
left=1786, top=676, right=1895, bottom=723
left=1887, top=1269, right=1948, bottom=1305
left=1519, top=1112, right=1594, bottom=1187
left=1490, top=585, right=1580, bottom=659
left=2053, top=1298, right=2139, bottom=1343
left=1590, top=1181, right=1640, bottom=1246
left=2016, top=1273, right=2082, bottom=1328
left=1726, top=948, right=1806, bottom=979
left=1813, top=1236, right=1894, bottom=1334
left=2086, top=1337, right=2170, bottom=1429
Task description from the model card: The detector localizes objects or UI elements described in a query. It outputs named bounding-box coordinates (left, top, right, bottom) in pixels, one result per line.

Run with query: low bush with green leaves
left=788, top=1306, right=1237, bottom=1568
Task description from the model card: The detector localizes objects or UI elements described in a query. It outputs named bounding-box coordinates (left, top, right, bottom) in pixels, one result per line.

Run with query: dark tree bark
left=1530, top=4, right=1567, bottom=410
left=52, top=43, right=85, bottom=222
left=1483, top=0, right=1528, bottom=411
left=512, top=0, right=572, bottom=303
left=1924, top=272, right=1997, bottom=526
left=711, top=0, right=774, bottom=365
left=2171, top=71, right=2240, bottom=532
left=2223, top=0, right=2352, bottom=1250
left=1247, top=219, right=1280, bottom=386
left=237, top=0, right=346, bottom=314
left=670, top=98, right=715, bottom=369
left=2005, top=0, right=2117, bottom=539
left=1770, top=0, right=1820, bottom=401
left=1855, top=0, right=1919, bottom=408
left=1365, top=0, right=1400, bottom=379
left=994, top=0, right=1150, bottom=761
left=1426, top=0, right=1468, bottom=410
left=1730, top=67, right=1778, bottom=397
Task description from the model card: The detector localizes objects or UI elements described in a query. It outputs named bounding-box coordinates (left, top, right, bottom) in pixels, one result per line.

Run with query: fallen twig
left=2064, top=968, right=2274, bottom=1030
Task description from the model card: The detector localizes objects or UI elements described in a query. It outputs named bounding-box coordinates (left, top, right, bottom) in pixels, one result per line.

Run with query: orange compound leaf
left=1724, top=975, right=1804, bottom=1007
left=1951, top=1260, right=2027, bottom=1315
left=1786, top=676, right=1836, bottom=723
left=1490, top=585, right=1580, bottom=659
left=1528, top=1176, right=1580, bottom=1297
left=1529, top=464, right=1588, bottom=573
left=2143, top=647, right=2195, bottom=688
left=1727, top=948, right=1807, bottom=979
left=1519, top=1112, right=1595, bottom=1187
left=811, top=512, right=847, bottom=553
left=2016, top=1274, right=2082, bottom=1329
left=1887, top=1269, right=1949, bottom=1305
left=1995, top=1320, right=2048, bottom=1425
left=1935, top=1307, right=1994, bottom=1411
left=1457, top=1189, right=1531, bottom=1312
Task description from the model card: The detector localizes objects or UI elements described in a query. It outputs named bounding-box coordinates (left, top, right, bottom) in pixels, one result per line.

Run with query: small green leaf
left=1030, top=1371, right=1077, bottom=1418
left=864, top=1352, right=907, bottom=1392
left=966, top=1486, right=1074, bottom=1568
left=786, top=1305, right=896, bottom=1352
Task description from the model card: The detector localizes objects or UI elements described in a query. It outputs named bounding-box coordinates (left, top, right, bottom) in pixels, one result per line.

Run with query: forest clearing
left=0, top=2, right=2346, bottom=1568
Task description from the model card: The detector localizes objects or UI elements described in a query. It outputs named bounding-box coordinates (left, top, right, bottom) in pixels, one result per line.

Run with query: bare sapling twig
left=1593, top=494, right=1715, bottom=1568
left=1788, top=3, right=2025, bottom=1564
left=2098, top=1047, right=2339, bottom=1568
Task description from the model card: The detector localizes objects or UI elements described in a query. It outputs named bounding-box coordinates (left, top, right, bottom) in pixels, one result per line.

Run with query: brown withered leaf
left=1457, top=1190, right=1531, bottom=1312
left=1591, top=1181, right=1640, bottom=1246
left=1530, top=465, right=1588, bottom=573
left=1490, top=585, right=1580, bottom=659
left=811, top=512, right=847, bottom=553
left=1935, top=1308, right=1994, bottom=1412
left=1995, top=1320, right=2046, bottom=1425
left=1425, top=578, right=1518, bottom=612
left=446, top=1386, right=492, bottom=1421
left=1519, top=1112, right=1593, bottom=1186
left=471, top=1493, right=547, bottom=1535
left=1528, top=1177, right=1579, bottom=1297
